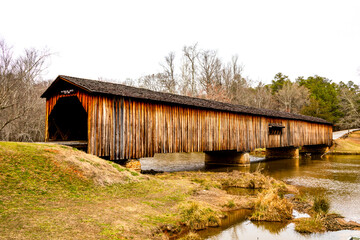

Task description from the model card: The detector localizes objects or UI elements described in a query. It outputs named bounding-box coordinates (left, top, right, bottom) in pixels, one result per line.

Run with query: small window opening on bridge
left=269, top=123, right=284, bottom=135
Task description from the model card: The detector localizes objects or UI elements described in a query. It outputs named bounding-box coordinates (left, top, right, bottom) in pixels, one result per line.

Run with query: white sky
left=1, top=0, right=360, bottom=85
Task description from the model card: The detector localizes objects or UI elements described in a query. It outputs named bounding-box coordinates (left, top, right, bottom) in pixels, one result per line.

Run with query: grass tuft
left=224, top=200, right=236, bottom=209
left=250, top=187, right=293, bottom=222
left=179, top=201, right=221, bottom=230
left=312, top=195, right=330, bottom=214
left=295, top=215, right=326, bottom=233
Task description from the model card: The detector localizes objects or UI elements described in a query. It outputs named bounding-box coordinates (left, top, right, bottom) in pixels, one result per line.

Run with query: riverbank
left=0, top=142, right=359, bottom=239
left=1, top=141, right=298, bottom=239
left=0, top=142, right=289, bottom=239
left=329, top=130, right=360, bottom=154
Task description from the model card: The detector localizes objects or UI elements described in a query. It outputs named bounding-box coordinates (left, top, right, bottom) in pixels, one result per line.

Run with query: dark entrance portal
left=48, top=96, right=87, bottom=141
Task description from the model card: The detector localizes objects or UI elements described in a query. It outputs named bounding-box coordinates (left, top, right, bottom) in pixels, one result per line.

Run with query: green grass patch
left=99, top=223, right=124, bottom=240
left=0, top=142, right=93, bottom=203
left=130, top=171, right=139, bottom=176
left=143, top=213, right=178, bottom=225
left=109, top=162, right=125, bottom=172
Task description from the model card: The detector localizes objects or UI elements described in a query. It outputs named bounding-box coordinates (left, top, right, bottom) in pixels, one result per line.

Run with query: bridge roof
left=42, top=75, right=332, bottom=125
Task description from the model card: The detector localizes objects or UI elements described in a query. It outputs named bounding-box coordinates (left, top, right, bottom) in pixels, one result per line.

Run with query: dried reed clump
left=250, top=187, right=293, bottom=222
left=178, top=201, right=221, bottom=230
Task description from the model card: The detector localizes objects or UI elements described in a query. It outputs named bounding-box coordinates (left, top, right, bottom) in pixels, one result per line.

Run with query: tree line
left=0, top=40, right=359, bottom=142
left=131, top=43, right=359, bottom=131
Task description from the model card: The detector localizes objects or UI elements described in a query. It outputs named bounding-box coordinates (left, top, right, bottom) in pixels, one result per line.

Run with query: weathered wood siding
left=45, top=92, right=333, bottom=160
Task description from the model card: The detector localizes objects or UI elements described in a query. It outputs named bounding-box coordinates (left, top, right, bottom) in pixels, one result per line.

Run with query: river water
left=140, top=153, right=360, bottom=239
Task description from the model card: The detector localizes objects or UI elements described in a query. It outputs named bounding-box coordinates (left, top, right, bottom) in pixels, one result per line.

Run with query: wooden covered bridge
left=41, top=75, right=333, bottom=167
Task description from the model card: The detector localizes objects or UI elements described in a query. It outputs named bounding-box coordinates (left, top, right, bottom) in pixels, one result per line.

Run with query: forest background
left=1, top=40, right=358, bottom=142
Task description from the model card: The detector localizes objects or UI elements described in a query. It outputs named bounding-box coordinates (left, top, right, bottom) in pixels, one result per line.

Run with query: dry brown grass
left=331, top=131, right=360, bottom=154
left=44, top=143, right=143, bottom=185
left=189, top=187, right=254, bottom=210
left=158, top=170, right=289, bottom=190
left=250, top=187, right=293, bottom=222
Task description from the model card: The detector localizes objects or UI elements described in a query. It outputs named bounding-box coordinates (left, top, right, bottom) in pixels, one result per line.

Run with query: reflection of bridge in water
left=42, top=75, right=333, bottom=168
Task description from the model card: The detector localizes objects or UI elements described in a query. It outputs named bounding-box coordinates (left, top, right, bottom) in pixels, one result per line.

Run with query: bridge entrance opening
left=48, top=96, right=87, bottom=141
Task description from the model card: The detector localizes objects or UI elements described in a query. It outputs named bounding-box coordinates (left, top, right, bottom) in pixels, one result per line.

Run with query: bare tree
left=137, top=73, right=165, bottom=92
left=0, top=39, right=50, bottom=141
left=275, top=82, right=310, bottom=113
left=249, top=82, right=275, bottom=109
left=159, top=52, right=176, bottom=93
left=337, top=81, right=360, bottom=129
left=181, top=43, right=199, bottom=96
left=198, top=49, right=222, bottom=95
left=222, top=55, right=249, bottom=105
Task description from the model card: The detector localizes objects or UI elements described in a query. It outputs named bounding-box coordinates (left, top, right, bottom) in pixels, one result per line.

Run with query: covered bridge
left=41, top=75, right=333, bottom=165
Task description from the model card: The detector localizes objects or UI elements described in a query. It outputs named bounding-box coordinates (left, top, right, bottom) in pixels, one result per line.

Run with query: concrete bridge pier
left=205, top=150, right=250, bottom=166
left=265, top=146, right=299, bottom=159
left=300, top=144, right=330, bottom=155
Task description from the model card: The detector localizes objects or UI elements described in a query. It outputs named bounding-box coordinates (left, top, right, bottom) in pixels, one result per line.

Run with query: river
left=140, top=153, right=360, bottom=239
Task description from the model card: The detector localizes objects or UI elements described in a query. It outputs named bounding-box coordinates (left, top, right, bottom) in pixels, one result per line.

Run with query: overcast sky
left=1, top=0, right=360, bottom=85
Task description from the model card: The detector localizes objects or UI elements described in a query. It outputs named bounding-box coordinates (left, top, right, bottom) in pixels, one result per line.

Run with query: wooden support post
left=205, top=150, right=250, bottom=166
left=265, top=147, right=299, bottom=159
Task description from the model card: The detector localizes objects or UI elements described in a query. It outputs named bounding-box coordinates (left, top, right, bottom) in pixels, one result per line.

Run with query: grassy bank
left=331, top=130, right=360, bottom=154
left=0, top=142, right=196, bottom=239
left=0, top=142, right=300, bottom=239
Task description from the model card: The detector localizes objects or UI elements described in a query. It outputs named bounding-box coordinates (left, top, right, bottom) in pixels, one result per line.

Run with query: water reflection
left=140, top=153, right=360, bottom=239
left=252, top=220, right=289, bottom=234
left=206, top=221, right=360, bottom=240
left=198, top=209, right=252, bottom=238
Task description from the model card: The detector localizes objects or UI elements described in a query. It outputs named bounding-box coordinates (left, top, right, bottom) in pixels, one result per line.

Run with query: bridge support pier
left=300, top=144, right=330, bottom=155
left=205, top=150, right=250, bottom=166
left=265, top=147, right=299, bottom=159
